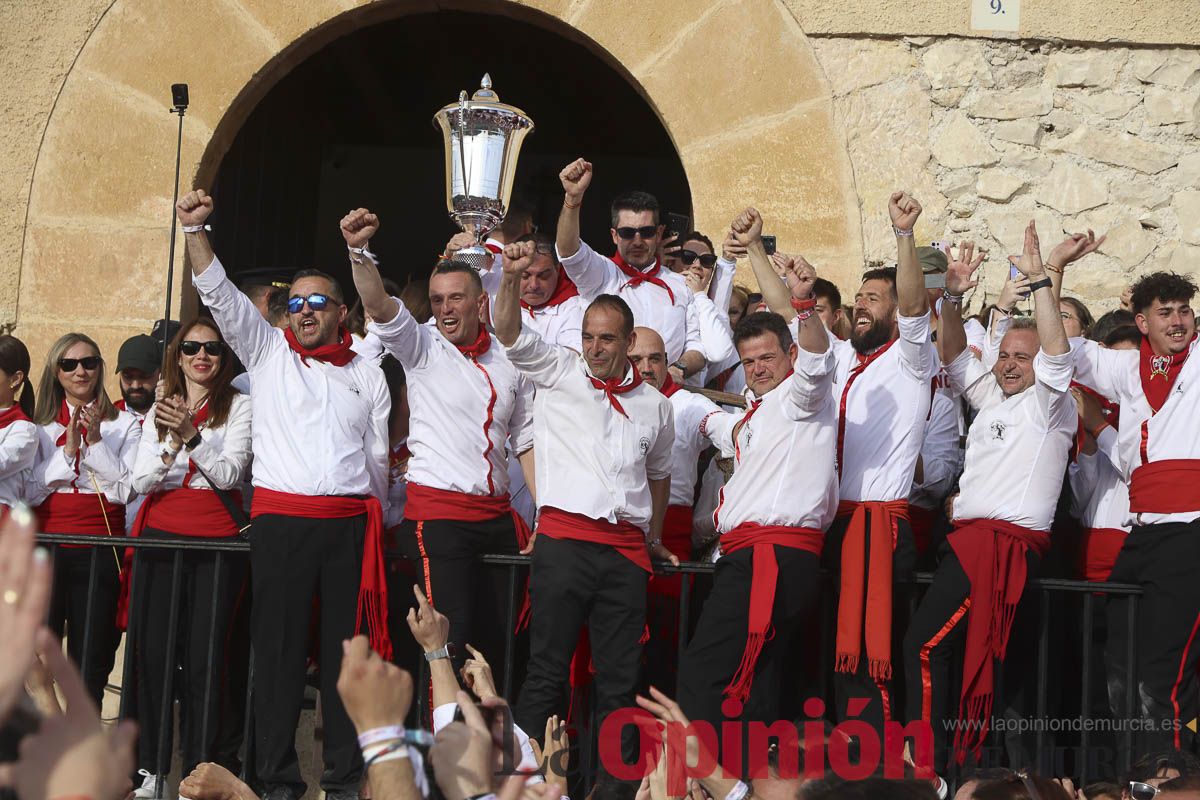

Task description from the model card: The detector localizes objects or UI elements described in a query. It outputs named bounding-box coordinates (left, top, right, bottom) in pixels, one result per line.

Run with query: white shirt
left=910, top=390, right=964, bottom=510
left=1071, top=336, right=1200, bottom=525
left=524, top=294, right=587, bottom=351
left=559, top=240, right=704, bottom=364
left=30, top=404, right=142, bottom=508
left=948, top=347, right=1077, bottom=530
left=505, top=329, right=674, bottom=532
left=194, top=257, right=391, bottom=504
left=830, top=313, right=939, bottom=503
left=369, top=301, right=534, bottom=498
left=706, top=345, right=840, bottom=535
left=1069, top=425, right=1131, bottom=532
left=117, top=402, right=150, bottom=532
left=131, top=394, right=253, bottom=495
left=0, top=415, right=38, bottom=507
left=666, top=388, right=726, bottom=507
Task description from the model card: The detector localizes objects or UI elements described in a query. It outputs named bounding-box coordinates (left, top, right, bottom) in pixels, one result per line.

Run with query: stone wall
left=810, top=36, right=1200, bottom=314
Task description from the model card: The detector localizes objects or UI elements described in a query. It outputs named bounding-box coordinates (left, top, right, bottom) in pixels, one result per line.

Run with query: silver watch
left=424, top=644, right=454, bottom=662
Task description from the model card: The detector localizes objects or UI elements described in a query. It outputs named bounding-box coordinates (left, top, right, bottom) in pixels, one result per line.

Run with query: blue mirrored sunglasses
left=287, top=293, right=332, bottom=313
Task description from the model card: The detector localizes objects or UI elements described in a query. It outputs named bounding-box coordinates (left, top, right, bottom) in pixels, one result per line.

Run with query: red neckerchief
left=611, top=254, right=675, bottom=304
left=588, top=363, right=643, bottom=418
left=455, top=326, right=492, bottom=361
left=731, top=369, right=794, bottom=461
left=521, top=268, right=580, bottom=318
left=659, top=374, right=682, bottom=398
left=285, top=326, right=356, bottom=367
left=836, top=339, right=897, bottom=478
left=54, top=400, right=87, bottom=447
left=114, top=398, right=126, bottom=411
left=180, top=400, right=210, bottom=487
left=1140, top=334, right=1194, bottom=413
left=0, top=404, right=30, bottom=429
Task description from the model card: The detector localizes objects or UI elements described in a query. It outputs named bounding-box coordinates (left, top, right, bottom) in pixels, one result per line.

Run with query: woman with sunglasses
left=128, top=317, right=252, bottom=792
left=29, top=332, right=142, bottom=703
left=0, top=335, right=38, bottom=513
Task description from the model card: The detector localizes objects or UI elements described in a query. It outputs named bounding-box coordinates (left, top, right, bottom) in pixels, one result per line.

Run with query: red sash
left=285, top=326, right=356, bottom=367
left=611, top=255, right=675, bottom=304
left=1077, top=527, right=1127, bottom=583
left=834, top=499, right=909, bottom=680
left=907, top=503, right=936, bottom=557
left=718, top=522, right=823, bottom=702
left=948, top=518, right=1050, bottom=764
left=134, top=488, right=243, bottom=539
left=1139, top=335, right=1193, bottom=413
left=404, top=483, right=531, bottom=550
left=251, top=488, right=391, bottom=659
left=36, top=492, right=126, bottom=538
left=521, top=268, right=580, bottom=318
left=1129, top=459, right=1200, bottom=513
left=537, top=506, right=651, bottom=572
left=662, top=504, right=693, bottom=561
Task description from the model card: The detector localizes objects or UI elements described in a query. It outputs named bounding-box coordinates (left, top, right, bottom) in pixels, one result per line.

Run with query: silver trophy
left=433, top=74, right=534, bottom=271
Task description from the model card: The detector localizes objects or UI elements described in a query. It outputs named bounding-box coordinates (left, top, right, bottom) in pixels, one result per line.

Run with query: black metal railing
left=36, top=534, right=1143, bottom=793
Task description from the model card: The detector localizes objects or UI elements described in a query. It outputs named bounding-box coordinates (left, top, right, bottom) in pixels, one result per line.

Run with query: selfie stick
left=162, top=83, right=189, bottom=373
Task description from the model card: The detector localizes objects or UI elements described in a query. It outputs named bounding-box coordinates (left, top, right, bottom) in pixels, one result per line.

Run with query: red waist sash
left=947, top=518, right=1050, bottom=765
left=1078, top=527, right=1127, bottom=583
left=36, top=492, right=126, bottom=539
left=134, top=488, right=243, bottom=539
left=834, top=499, right=909, bottom=681
left=1129, top=459, right=1200, bottom=514
left=251, top=488, right=391, bottom=660
left=537, top=506, right=651, bottom=572
left=718, top=522, right=823, bottom=703
left=404, top=482, right=531, bottom=550
left=907, top=503, right=936, bottom=557
left=662, top=504, right=693, bottom=561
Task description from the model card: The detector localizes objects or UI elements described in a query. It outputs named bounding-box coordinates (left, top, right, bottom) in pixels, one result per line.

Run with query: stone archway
left=15, top=0, right=862, bottom=365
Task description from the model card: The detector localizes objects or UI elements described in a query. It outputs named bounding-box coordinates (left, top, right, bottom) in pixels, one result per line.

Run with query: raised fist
left=945, top=241, right=984, bottom=296
left=730, top=208, right=763, bottom=247
left=784, top=255, right=818, bottom=301
left=502, top=240, right=537, bottom=276
left=722, top=230, right=748, bottom=261
left=340, top=208, right=379, bottom=249
left=559, top=158, right=593, bottom=199
left=888, top=191, right=922, bottom=232
left=177, top=190, right=213, bottom=227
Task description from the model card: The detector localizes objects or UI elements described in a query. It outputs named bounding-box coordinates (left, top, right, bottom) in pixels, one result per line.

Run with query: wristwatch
left=670, top=361, right=687, bottom=374
left=184, top=432, right=203, bottom=451
left=1027, top=276, right=1053, bottom=293
left=425, top=643, right=456, bottom=663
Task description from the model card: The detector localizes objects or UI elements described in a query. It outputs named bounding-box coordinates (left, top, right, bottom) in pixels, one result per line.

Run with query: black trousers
left=515, top=536, right=647, bottom=768
left=251, top=513, right=366, bottom=797
left=47, top=545, right=121, bottom=704
left=677, top=547, right=821, bottom=735
left=131, top=531, right=248, bottom=776
left=1104, top=520, right=1200, bottom=754
left=901, top=547, right=1040, bottom=772
left=397, top=514, right=519, bottom=676
left=822, top=513, right=917, bottom=730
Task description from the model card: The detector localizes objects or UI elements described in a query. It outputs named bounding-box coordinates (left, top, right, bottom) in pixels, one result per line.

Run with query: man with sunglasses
left=340, top=207, right=536, bottom=682
left=554, top=158, right=713, bottom=387
left=177, top=189, right=391, bottom=800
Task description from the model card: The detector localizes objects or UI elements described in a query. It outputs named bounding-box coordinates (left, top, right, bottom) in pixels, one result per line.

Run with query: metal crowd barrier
left=35, top=534, right=1144, bottom=793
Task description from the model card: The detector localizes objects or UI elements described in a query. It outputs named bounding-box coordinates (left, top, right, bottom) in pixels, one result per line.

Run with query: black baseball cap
left=116, top=334, right=161, bottom=375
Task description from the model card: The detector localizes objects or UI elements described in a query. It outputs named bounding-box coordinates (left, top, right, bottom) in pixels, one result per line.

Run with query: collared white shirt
left=194, top=257, right=390, bottom=504
left=705, top=345, right=840, bottom=535
left=1071, top=336, right=1200, bottom=525
left=830, top=313, right=939, bottom=503
left=505, top=329, right=674, bottom=532
left=910, top=390, right=964, bottom=510
left=1069, top=425, right=1131, bottom=532
left=524, top=294, right=587, bottom=351
left=369, top=301, right=533, bottom=498
left=666, top=389, right=727, bottom=507
left=0, top=414, right=38, bottom=507
left=948, top=347, right=1077, bottom=530
left=558, top=240, right=703, bottom=364
left=131, top=394, right=253, bottom=495
left=30, top=405, right=142, bottom=507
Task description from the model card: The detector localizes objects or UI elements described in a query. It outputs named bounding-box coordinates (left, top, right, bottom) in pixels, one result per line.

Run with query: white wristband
left=348, top=244, right=379, bottom=264
left=182, top=224, right=210, bottom=233
left=725, top=782, right=751, bottom=800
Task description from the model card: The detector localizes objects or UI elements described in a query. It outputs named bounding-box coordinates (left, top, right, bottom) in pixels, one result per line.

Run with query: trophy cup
left=433, top=74, right=534, bottom=271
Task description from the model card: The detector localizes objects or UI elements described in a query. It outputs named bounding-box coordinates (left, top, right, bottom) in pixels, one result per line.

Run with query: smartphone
left=1010, top=258, right=1031, bottom=297
left=665, top=212, right=691, bottom=242
left=761, top=235, right=777, bottom=256
left=930, top=240, right=952, bottom=255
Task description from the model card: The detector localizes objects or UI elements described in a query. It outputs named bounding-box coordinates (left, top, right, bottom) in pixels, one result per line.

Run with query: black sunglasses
left=58, top=356, right=101, bottom=372
left=1129, top=782, right=1161, bottom=800
left=287, top=293, right=332, bottom=313
left=615, top=226, right=659, bottom=240
left=180, top=340, right=224, bottom=357
left=680, top=250, right=718, bottom=268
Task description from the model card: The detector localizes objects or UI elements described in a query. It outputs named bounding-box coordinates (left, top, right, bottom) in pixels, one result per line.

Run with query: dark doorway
left=208, top=8, right=691, bottom=297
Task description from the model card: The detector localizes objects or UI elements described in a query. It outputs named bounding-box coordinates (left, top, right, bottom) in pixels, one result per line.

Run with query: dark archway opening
left=208, top=8, right=691, bottom=297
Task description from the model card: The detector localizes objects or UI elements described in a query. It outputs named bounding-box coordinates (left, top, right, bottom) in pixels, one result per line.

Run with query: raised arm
left=495, top=241, right=536, bottom=347
left=341, top=208, right=400, bottom=323
left=732, top=208, right=794, bottom=320
left=938, top=241, right=985, bottom=366
left=889, top=191, right=928, bottom=317
left=1045, top=229, right=1106, bottom=298
left=1015, top=221, right=1069, bottom=357
left=555, top=158, right=591, bottom=261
